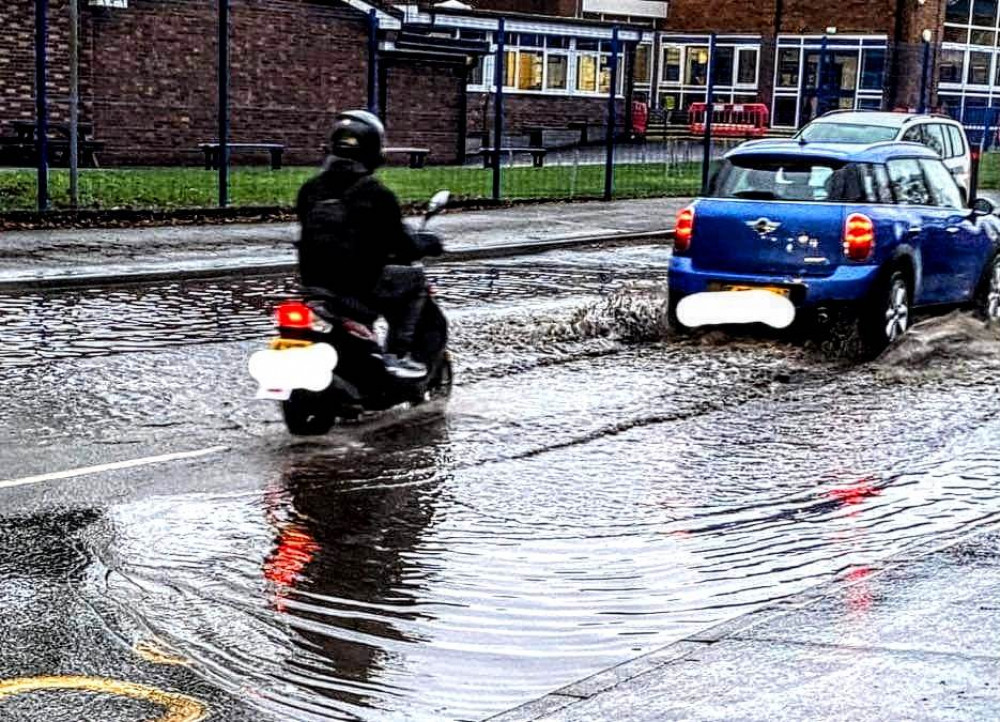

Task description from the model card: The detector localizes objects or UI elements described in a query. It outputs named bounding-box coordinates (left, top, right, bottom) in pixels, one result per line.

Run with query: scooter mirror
left=426, top=190, right=451, bottom=218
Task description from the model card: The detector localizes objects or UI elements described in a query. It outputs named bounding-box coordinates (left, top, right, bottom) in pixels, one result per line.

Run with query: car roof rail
left=818, top=109, right=856, bottom=118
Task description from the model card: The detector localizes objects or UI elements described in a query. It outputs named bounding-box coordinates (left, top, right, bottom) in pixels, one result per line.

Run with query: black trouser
left=371, top=265, right=427, bottom=356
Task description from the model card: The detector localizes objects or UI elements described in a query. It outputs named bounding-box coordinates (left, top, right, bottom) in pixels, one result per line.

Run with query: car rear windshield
left=798, top=123, right=898, bottom=144
left=711, top=155, right=871, bottom=202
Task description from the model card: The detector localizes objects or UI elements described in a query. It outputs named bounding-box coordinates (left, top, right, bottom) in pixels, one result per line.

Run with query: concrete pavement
left=488, top=525, right=1000, bottom=721
left=0, top=197, right=682, bottom=288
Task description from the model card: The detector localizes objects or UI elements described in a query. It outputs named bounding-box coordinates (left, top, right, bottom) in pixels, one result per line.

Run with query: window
left=663, top=46, right=682, bottom=83
left=517, top=51, right=543, bottom=90
left=886, top=158, right=933, bottom=205
left=686, top=46, right=709, bottom=85
left=547, top=54, right=568, bottom=90
left=902, top=126, right=925, bottom=144
left=737, top=48, right=758, bottom=85
left=799, top=122, right=898, bottom=143
left=947, top=125, right=967, bottom=156
left=634, top=44, right=652, bottom=84
left=923, top=124, right=948, bottom=157
left=713, top=46, right=735, bottom=86
left=968, top=51, right=992, bottom=85
left=599, top=55, right=614, bottom=93
left=939, top=48, right=964, bottom=84
left=504, top=50, right=517, bottom=88
left=773, top=96, right=798, bottom=127
left=948, top=0, right=972, bottom=23
left=577, top=54, right=598, bottom=92
left=870, top=164, right=896, bottom=204
left=943, top=25, right=969, bottom=44
left=712, top=156, right=859, bottom=202
left=470, top=56, right=485, bottom=86
left=777, top=48, right=800, bottom=88
left=860, top=49, right=886, bottom=91
left=920, top=158, right=966, bottom=209
left=973, top=0, right=997, bottom=27
left=971, top=29, right=996, bottom=46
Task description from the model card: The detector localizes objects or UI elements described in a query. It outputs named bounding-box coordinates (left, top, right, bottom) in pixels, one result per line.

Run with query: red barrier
left=688, top=102, right=770, bottom=138
left=631, top=100, right=649, bottom=136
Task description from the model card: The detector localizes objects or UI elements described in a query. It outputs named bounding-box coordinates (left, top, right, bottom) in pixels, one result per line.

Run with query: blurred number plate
left=270, top=338, right=313, bottom=350
left=717, top=284, right=790, bottom=298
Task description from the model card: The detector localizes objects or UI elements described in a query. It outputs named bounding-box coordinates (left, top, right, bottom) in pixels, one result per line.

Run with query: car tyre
left=974, top=252, right=1000, bottom=323
left=667, top=289, right=691, bottom=335
left=860, top=268, right=910, bottom=357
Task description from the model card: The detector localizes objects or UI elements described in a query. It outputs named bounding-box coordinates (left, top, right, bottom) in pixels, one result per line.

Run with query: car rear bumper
left=668, top=257, right=881, bottom=306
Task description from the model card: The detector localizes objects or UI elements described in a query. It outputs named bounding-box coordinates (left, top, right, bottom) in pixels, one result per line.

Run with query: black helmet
left=329, top=109, right=386, bottom=171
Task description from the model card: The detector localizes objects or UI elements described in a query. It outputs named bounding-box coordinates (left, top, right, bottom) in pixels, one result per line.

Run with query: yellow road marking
left=0, top=676, right=207, bottom=722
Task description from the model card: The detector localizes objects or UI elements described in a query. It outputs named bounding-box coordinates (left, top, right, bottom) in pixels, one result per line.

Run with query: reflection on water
left=88, top=328, right=1000, bottom=721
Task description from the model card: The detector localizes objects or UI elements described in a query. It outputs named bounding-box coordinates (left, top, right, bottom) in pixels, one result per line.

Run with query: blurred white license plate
left=248, top=342, right=338, bottom=400
left=678, top=290, right=796, bottom=329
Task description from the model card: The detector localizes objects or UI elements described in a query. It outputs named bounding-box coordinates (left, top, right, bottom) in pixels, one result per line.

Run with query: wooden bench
left=199, top=142, right=284, bottom=170
left=385, top=146, right=430, bottom=169
left=568, top=120, right=591, bottom=145
left=476, top=147, right=548, bottom=168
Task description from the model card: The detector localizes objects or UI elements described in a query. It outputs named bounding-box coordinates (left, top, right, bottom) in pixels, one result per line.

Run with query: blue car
left=668, top=139, right=1000, bottom=352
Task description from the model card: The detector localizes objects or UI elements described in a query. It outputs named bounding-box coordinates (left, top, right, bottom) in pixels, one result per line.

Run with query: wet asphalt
left=2, top=245, right=1000, bottom=721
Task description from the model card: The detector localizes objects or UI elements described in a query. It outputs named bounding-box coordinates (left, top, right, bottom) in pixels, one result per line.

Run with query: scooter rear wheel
left=282, top=391, right=336, bottom=436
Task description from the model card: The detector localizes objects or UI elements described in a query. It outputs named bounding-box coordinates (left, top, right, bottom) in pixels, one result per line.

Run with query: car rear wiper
left=731, top=190, right=780, bottom=200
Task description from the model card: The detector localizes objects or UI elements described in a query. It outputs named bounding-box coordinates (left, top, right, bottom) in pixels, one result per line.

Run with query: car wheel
left=862, top=269, right=910, bottom=356
left=667, top=289, right=691, bottom=335
left=974, top=253, right=1000, bottom=322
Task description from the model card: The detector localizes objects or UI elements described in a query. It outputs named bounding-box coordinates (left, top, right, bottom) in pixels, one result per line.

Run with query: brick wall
left=85, top=0, right=369, bottom=165
left=383, top=58, right=467, bottom=165
left=0, top=0, right=76, bottom=126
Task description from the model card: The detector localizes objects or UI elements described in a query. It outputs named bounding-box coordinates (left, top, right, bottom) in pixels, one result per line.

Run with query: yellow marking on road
left=0, top=676, right=207, bottom=722
left=134, top=640, right=191, bottom=666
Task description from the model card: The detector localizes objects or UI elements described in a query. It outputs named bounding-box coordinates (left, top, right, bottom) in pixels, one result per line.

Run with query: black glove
left=415, top=230, right=444, bottom=257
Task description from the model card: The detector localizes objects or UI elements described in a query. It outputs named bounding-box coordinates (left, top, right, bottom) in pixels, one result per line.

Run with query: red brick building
left=467, top=0, right=995, bottom=129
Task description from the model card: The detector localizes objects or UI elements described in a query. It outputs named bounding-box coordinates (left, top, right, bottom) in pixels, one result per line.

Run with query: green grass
left=0, top=162, right=702, bottom=212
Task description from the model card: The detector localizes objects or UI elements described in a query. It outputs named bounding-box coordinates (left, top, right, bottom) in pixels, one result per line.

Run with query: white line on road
left=0, top=446, right=229, bottom=491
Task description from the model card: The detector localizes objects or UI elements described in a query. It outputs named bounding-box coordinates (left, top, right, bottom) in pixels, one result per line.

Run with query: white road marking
left=0, top=446, right=228, bottom=491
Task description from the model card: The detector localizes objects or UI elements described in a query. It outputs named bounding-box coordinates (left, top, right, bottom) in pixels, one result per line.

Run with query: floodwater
left=5, top=246, right=1000, bottom=721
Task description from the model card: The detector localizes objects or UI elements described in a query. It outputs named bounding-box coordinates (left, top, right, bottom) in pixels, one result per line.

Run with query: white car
left=795, top=111, right=972, bottom=197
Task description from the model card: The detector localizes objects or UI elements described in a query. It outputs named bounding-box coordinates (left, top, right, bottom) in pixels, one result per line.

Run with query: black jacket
left=295, top=158, right=420, bottom=298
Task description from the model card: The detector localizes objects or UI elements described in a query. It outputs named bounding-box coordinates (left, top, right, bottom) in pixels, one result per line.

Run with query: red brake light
left=276, top=301, right=314, bottom=329
left=675, top=207, right=694, bottom=253
left=843, top=213, right=875, bottom=261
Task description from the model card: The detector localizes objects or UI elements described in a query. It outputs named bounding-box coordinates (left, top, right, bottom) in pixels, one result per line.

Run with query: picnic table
left=0, top=121, right=104, bottom=167
left=475, top=147, right=548, bottom=168
left=200, top=142, right=285, bottom=170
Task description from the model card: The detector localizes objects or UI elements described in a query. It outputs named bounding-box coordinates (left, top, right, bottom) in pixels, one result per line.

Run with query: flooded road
left=3, top=246, right=1000, bottom=721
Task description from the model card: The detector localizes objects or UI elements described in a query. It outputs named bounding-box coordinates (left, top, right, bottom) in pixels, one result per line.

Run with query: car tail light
left=675, top=206, right=695, bottom=253
left=276, top=301, right=314, bottom=329
left=843, top=213, right=875, bottom=262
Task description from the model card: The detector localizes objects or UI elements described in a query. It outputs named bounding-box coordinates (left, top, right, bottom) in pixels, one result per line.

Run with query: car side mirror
left=972, top=197, right=995, bottom=216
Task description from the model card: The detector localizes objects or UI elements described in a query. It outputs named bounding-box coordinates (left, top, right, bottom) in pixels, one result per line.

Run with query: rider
left=295, top=110, right=433, bottom=379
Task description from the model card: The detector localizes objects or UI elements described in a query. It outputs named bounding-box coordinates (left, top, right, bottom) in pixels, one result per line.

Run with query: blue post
left=35, top=0, right=49, bottom=211
left=218, top=0, right=230, bottom=207
left=603, top=27, right=620, bottom=201
left=492, top=19, right=506, bottom=202
left=367, top=9, right=380, bottom=114
left=918, top=39, right=931, bottom=115
left=700, top=33, right=717, bottom=195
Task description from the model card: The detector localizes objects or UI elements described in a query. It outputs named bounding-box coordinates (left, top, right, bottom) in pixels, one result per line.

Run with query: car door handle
left=946, top=226, right=961, bottom=234
left=907, top=225, right=923, bottom=235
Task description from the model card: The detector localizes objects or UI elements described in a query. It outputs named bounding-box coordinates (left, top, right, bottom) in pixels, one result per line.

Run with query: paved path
left=489, top=525, right=1000, bottom=721
left=0, top=197, right=684, bottom=287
